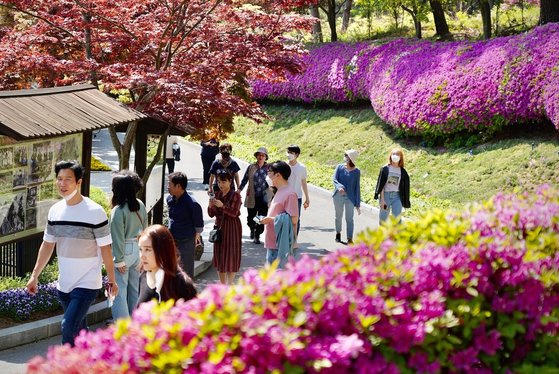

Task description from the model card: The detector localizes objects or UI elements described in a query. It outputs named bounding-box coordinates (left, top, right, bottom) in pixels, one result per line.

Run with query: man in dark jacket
left=166, top=172, right=204, bottom=278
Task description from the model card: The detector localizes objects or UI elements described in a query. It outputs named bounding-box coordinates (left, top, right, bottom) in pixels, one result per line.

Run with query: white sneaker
left=204, top=184, right=209, bottom=190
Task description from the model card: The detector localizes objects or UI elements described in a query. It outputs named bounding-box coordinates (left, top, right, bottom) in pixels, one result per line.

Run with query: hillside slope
left=230, top=104, right=559, bottom=217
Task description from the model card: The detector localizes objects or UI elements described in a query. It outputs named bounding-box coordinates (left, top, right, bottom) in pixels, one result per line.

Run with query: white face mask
left=391, top=154, right=401, bottom=164
left=286, top=153, right=296, bottom=161
left=265, top=175, right=274, bottom=187
left=63, top=187, right=78, bottom=202
left=344, top=156, right=350, bottom=164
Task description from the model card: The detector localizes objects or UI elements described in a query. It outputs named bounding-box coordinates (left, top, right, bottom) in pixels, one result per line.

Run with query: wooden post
left=81, top=130, right=93, bottom=197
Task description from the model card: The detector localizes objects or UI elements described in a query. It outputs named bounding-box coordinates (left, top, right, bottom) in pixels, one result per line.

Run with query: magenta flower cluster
left=28, top=186, right=559, bottom=373
left=252, top=24, right=559, bottom=135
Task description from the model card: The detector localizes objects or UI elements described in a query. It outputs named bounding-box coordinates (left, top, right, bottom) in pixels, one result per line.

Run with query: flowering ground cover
left=28, top=185, right=559, bottom=373
left=0, top=283, right=59, bottom=322
left=252, top=23, right=559, bottom=137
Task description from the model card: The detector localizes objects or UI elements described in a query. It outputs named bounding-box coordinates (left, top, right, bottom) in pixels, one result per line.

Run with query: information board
left=0, top=133, right=82, bottom=244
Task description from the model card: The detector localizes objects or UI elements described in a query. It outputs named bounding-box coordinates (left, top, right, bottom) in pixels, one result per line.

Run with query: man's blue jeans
left=333, top=193, right=355, bottom=241
left=58, top=287, right=98, bottom=346
left=111, top=240, right=140, bottom=320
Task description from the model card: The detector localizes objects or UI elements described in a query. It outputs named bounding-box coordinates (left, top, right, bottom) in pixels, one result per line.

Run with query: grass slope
left=230, top=104, right=559, bottom=218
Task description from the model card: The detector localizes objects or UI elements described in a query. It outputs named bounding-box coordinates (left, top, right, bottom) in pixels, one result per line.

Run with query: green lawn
left=229, top=104, right=559, bottom=218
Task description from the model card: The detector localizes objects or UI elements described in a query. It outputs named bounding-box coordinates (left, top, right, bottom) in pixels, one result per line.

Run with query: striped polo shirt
left=44, top=197, right=112, bottom=293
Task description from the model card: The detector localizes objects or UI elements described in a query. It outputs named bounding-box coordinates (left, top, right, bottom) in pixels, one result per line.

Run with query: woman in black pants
left=200, top=138, right=219, bottom=190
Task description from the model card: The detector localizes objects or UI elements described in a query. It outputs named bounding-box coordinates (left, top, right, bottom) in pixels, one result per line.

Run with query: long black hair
left=111, top=170, right=143, bottom=212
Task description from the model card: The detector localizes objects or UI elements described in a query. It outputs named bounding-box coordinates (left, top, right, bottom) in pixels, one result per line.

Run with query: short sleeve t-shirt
left=264, top=186, right=299, bottom=249
left=288, top=162, right=307, bottom=199
left=384, top=166, right=401, bottom=192
left=44, top=197, right=111, bottom=293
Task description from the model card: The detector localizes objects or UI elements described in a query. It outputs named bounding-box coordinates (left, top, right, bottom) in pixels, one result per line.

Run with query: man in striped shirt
left=26, top=160, right=118, bottom=346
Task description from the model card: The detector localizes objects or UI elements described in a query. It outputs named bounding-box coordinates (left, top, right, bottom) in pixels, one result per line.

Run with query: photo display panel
left=0, top=133, right=82, bottom=244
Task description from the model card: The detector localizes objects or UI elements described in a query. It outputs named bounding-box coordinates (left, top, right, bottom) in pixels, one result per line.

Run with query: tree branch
left=167, top=0, right=224, bottom=68
left=0, top=3, right=81, bottom=45
left=140, top=125, right=172, bottom=195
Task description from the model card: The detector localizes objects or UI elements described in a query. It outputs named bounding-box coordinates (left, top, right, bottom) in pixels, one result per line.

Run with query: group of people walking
left=24, top=138, right=411, bottom=348
left=198, top=142, right=309, bottom=280
left=109, top=168, right=199, bottom=323
left=26, top=161, right=198, bottom=347
left=198, top=140, right=411, bottom=268
left=332, top=147, right=411, bottom=244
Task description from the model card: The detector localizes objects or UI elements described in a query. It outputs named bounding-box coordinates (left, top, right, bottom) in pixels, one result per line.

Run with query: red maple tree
left=0, top=0, right=317, bottom=171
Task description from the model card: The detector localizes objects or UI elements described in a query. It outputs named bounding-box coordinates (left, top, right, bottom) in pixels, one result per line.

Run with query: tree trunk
left=539, top=0, right=559, bottom=25
left=327, top=0, right=337, bottom=42
left=495, top=1, right=500, bottom=35
left=341, top=0, right=353, bottom=32
left=402, top=5, right=422, bottom=39
left=82, top=12, right=98, bottom=86
left=108, top=122, right=138, bottom=171
left=480, top=0, right=491, bottom=39
left=429, top=0, right=451, bottom=39
left=366, top=2, right=373, bottom=38
left=309, top=5, right=323, bottom=43
left=391, top=8, right=400, bottom=29
left=139, top=126, right=171, bottom=197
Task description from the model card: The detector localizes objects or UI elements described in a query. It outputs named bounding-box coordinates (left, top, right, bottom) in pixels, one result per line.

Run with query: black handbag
left=208, top=226, right=222, bottom=243
left=208, top=207, right=225, bottom=243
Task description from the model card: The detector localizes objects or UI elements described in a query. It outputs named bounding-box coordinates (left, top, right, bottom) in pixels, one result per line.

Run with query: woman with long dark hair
left=137, top=225, right=197, bottom=304
left=110, top=170, right=148, bottom=320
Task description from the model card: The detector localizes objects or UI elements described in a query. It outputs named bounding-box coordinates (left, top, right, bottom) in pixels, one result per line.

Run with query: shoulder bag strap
left=135, top=210, right=144, bottom=228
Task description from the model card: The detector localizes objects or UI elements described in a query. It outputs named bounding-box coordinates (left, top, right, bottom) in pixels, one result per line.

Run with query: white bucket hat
left=345, top=149, right=359, bottom=164
left=254, top=147, right=269, bottom=160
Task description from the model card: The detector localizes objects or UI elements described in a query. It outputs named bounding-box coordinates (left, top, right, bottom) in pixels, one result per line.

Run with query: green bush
left=89, top=186, right=110, bottom=216
left=0, top=261, right=58, bottom=292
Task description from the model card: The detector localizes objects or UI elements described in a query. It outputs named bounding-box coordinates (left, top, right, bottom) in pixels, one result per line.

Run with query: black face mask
left=221, top=151, right=230, bottom=158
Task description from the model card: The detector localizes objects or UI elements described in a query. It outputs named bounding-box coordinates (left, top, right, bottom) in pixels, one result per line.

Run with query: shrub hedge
left=252, top=23, right=559, bottom=137
left=29, top=185, right=559, bottom=373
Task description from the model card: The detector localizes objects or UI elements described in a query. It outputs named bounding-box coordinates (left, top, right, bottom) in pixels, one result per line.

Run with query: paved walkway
left=0, top=129, right=380, bottom=373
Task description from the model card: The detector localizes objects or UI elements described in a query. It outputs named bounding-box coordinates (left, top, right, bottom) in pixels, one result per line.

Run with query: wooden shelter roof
left=0, top=84, right=146, bottom=140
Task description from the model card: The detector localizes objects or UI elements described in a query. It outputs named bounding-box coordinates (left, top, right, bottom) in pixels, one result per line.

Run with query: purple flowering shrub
left=28, top=186, right=559, bottom=373
left=252, top=24, right=559, bottom=136
left=0, top=282, right=59, bottom=321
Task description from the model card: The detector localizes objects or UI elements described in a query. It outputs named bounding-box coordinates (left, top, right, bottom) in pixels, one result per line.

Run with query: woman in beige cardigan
left=239, top=147, right=272, bottom=244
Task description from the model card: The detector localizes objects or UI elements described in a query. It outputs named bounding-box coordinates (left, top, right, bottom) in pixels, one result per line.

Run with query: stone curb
left=0, top=260, right=212, bottom=351
left=0, top=302, right=110, bottom=351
